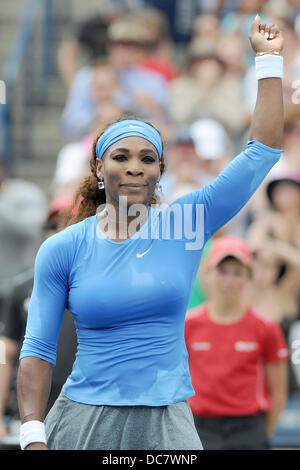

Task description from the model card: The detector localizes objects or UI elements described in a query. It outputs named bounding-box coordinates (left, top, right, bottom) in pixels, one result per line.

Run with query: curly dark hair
left=65, top=116, right=167, bottom=227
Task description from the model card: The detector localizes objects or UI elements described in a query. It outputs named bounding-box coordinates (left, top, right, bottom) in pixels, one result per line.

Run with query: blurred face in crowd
left=168, top=141, right=199, bottom=167
left=108, top=42, right=146, bottom=69
left=191, top=58, right=224, bottom=87
left=193, top=14, right=219, bottom=39
left=217, top=35, right=245, bottom=74
left=197, top=156, right=225, bottom=177
left=168, top=141, right=201, bottom=182
left=288, top=0, right=300, bottom=7
left=92, top=63, right=119, bottom=103
left=239, top=0, right=266, bottom=14
left=206, top=257, right=251, bottom=301
left=96, top=136, right=161, bottom=209
left=92, top=103, right=123, bottom=131
left=271, top=182, right=300, bottom=214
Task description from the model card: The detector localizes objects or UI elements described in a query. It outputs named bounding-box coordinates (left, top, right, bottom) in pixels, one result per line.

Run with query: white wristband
left=20, top=420, right=47, bottom=450
left=255, top=54, right=284, bottom=80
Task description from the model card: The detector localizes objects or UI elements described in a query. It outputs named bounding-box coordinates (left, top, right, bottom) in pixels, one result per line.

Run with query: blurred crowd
left=0, top=0, right=300, bottom=444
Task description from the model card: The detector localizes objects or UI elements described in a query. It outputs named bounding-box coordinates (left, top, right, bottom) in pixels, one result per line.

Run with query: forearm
left=17, top=357, right=53, bottom=423
left=57, top=40, right=79, bottom=88
left=271, top=239, right=300, bottom=268
left=0, top=337, right=18, bottom=418
left=264, top=396, right=286, bottom=435
left=249, top=78, right=284, bottom=149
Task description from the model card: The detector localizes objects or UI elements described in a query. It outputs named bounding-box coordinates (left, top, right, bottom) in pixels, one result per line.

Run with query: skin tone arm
left=57, top=39, right=80, bottom=88
left=249, top=15, right=284, bottom=149
left=0, top=337, right=18, bottom=439
left=17, top=357, right=53, bottom=450
left=264, top=361, right=288, bottom=435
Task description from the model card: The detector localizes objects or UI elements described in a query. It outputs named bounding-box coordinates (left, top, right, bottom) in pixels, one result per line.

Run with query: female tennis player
left=17, top=15, right=285, bottom=450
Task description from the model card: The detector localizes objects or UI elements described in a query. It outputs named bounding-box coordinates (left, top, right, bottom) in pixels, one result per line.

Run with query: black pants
left=194, top=413, right=270, bottom=450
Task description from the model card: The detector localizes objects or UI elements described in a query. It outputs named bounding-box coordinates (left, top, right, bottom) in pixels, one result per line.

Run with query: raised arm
left=249, top=15, right=284, bottom=148
left=184, top=16, right=285, bottom=242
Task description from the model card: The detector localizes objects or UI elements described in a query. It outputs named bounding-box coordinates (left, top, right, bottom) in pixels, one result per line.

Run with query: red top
left=185, top=303, right=289, bottom=417
left=138, top=57, right=179, bottom=82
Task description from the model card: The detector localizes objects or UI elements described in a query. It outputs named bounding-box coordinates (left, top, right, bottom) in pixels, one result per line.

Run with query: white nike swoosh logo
left=136, top=246, right=152, bottom=258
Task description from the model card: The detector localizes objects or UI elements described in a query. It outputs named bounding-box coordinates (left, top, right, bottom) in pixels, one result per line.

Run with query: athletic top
left=185, top=303, right=289, bottom=417
left=19, top=141, right=283, bottom=406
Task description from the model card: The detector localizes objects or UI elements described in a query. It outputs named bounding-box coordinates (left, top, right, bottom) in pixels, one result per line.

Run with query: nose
left=126, top=164, right=144, bottom=177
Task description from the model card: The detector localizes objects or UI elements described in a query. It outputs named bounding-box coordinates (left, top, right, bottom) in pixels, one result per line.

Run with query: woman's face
left=96, top=136, right=161, bottom=209
left=207, top=257, right=250, bottom=300
left=271, top=182, right=300, bottom=213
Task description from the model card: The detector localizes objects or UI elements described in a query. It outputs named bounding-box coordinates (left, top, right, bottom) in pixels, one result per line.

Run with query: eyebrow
left=110, top=147, right=158, bottom=156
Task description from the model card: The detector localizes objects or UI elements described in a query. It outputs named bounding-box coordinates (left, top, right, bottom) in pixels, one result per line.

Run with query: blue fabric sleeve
left=19, top=231, right=72, bottom=365
left=174, top=140, right=283, bottom=243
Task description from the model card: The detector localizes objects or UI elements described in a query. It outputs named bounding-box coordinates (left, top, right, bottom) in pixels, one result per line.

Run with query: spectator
left=61, top=12, right=170, bottom=139
left=106, top=13, right=170, bottom=121
left=160, top=119, right=230, bottom=204
left=246, top=173, right=300, bottom=394
left=131, top=8, right=180, bottom=82
left=54, top=103, right=124, bottom=200
left=168, top=38, right=249, bottom=141
left=57, top=15, right=109, bottom=90
left=221, top=0, right=270, bottom=47
left=0, top=161, right=48, bottom=332
left=246, top=173, right=300, bottom=310
left=61, top=58, right=130, bottom=139
left=143, top=0, right=201, bottom=45
left=242, top=15, right=300, bottom=115
left=185, top=235, right=289, bottom=450
left=241, top=106, right=300, bottom=222
left=56, top=0, right=133, bottom=88
left=192, top=13, right=221, bottom=42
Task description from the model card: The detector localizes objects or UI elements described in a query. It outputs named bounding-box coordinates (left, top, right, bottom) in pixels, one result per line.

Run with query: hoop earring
left=98, top=179, right=105, bottom=190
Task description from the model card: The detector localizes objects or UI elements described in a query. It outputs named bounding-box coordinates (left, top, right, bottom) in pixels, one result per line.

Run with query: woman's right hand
left=249, top=14, right=284, bottom=54
left=25, top=442, right=49, bottom=450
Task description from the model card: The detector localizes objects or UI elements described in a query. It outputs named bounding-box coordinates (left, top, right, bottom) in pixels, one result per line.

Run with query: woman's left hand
left=249, top=14, right=284, bottom=54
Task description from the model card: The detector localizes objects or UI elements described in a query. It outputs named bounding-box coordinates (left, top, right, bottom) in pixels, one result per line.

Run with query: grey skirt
left=44, top=392, right=203, bottom=451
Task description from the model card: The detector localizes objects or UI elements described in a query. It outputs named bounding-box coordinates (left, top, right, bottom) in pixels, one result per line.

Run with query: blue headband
left=95, top=120, right=163, bottom=160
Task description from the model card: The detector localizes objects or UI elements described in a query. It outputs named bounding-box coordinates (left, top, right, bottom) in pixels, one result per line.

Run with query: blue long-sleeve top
left=19, top=141, right=283, bottom=406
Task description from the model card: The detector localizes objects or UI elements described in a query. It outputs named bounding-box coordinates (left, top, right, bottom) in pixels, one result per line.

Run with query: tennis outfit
left=185, top=303, right=289, bottom=449
left=19, top=140, right=283, bottom=450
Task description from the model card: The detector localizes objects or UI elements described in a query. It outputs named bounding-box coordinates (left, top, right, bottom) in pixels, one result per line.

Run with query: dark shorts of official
left=193, top=412, right=270, bottom=450
left=44, top=392, right=203, bottom=451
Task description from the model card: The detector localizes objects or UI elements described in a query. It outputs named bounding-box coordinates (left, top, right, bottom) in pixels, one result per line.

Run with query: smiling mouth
left=120, top=184, right=147, bottom=187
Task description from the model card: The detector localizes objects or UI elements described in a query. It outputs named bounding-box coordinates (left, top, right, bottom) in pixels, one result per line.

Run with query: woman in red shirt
left=185, top=235, right=289, bottom=450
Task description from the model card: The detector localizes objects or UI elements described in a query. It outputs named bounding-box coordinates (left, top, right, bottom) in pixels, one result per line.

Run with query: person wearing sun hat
left=185, top=235, right=289, bottom=450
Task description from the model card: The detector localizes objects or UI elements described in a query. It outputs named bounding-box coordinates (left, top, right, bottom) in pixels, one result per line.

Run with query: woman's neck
left=207, top=297, right=247, bottom=324
left=97, top=202, right=150, bottom=241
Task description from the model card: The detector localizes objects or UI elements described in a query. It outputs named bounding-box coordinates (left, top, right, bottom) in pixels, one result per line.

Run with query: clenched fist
left=249, top=14, right=284, bottom=54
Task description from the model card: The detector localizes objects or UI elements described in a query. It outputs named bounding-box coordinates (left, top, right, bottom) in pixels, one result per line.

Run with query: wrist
left=255, top=54, right=284, bottom=80
left=20, top=420, right=47, bottom=450
left=256, top=51, right=282, bottom=56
